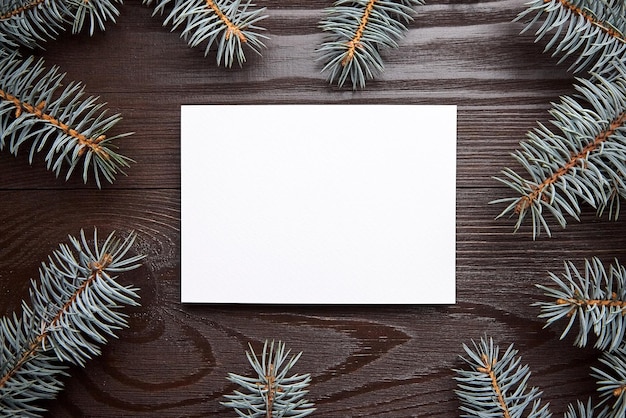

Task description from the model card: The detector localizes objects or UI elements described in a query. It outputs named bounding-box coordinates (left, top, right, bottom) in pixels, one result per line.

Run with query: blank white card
left=181, top=105, right=456, bottom=304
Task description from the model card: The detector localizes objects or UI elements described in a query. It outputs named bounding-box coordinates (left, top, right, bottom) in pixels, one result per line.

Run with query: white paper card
left=181, top=105, right=456, bottom=304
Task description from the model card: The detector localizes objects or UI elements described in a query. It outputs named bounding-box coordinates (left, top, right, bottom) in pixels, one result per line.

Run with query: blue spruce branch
left=223, top=340, right=315, bottom=418
left=493, top=64, right=626, bottom=238
left=533, top=258, right=626, bottom=417
left=144, top=0, right=268, bottom=67
left=592, top=347, right=626, bottom=418
left=0, top=0, right=123, bottom=50
left=0, top=228, right=143, bottom=417
left=0, top=52, right=133, bottom=187
left=536, top=258, right=626, bottom=352
left=516, top=0, right=626, bottom=77
left=317, top=0, right=423, bottom=89
left=455, top=336, right=551, bottom=418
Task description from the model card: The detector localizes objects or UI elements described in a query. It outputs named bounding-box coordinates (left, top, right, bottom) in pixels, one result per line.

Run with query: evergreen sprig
left=493, top=65, right=626, bottom=238
left=0, top=52, right=133, bottom=187
left=0, top=228, right=143, bottom=417
left=456, top=337, right=626, bottom=418
left=536, top=258, right=626, bottom=352
left=463, top=0, right=626, bottom=417
left=592, top=347, right=626, bottom=417
left=317, top=0, right=423, bottom=89
left=454, top=336, right=551, bottom=418
left=516, top=0, right=626, bottom=77
left=223, top=340, right=315, bottom=418
left=0, top=0, right=123, bottom=50
left=144, top=0, right=268, bottom=68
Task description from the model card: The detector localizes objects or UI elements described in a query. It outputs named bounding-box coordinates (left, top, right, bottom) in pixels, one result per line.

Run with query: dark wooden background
left=2, top=0, right=626, bottom=416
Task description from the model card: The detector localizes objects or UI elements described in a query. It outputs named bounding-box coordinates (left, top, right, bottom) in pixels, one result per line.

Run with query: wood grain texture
left=1, top=0, right=625, bottom=416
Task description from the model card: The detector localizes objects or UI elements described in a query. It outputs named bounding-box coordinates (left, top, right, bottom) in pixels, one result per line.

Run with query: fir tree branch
left=144, top=0, right=268, bottom=68
left=493, top=64, right=626, bottom=238
left=222, top=340, right=315, bottom=418
left=0, top=0, right=68, bottom=50
left=0, top=0, right=123, bottom=50
left=516, top=0, right=626, bottom=76
left=535, top=258, right=626, bottom=352
left=0, top=52, right=133, bottom=187
left=592, top=347, right=626, bottom=418
left=317, top=0, right=423, bottom=89
left=0, top=228, right=143, bottom=417
left=455, top=336, right=551, bottom=418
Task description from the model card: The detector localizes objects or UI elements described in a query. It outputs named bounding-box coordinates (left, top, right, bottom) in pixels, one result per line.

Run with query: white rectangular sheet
left=181, top=105, right=456, bottom=304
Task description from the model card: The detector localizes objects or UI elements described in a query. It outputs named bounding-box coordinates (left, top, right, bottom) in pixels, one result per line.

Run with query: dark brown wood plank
left=0, top=0, right=625, bottom=417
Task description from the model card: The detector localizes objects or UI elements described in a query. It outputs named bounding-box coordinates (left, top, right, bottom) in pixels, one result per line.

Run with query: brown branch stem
left=253, top=361, right=282, bottom=418
left=205, top=0, right=246, bottom=42
left=476, top=354, right=511, bottom=418
left=265, top=364, right=275, bottom=418
left=557, top=294, right=626, bottom=311
left=0, top=88, right=108, bottom=158
left=342, top=0, right=377, bottom=66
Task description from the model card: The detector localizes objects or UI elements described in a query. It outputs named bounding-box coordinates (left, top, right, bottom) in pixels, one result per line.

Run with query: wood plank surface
left=1, top=0, right=625, bottom=416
